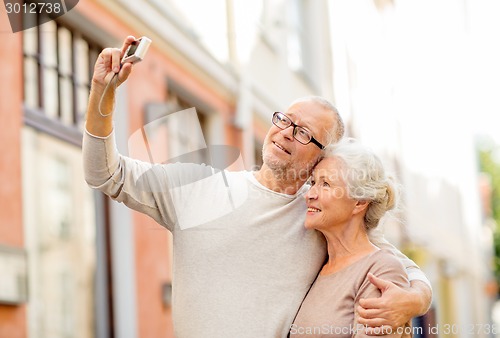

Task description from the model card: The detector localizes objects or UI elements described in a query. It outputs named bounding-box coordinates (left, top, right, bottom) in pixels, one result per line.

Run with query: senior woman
left=290, top=139, right=412, bottom=338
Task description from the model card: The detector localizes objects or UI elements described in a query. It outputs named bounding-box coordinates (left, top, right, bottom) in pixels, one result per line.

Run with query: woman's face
left=304, top=157, right=358, bottom=231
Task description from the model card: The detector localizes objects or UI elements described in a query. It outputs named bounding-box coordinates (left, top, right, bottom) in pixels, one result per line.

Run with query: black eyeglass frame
left=272, top=112, right=325, bottom=150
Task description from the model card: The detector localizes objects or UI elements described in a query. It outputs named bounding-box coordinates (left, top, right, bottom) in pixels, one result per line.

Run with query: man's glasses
left=272, top=112, right=325, bottom=150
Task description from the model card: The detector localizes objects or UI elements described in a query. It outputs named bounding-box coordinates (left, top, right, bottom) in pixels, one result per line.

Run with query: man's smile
left=273, top=141, right=291, bottom=155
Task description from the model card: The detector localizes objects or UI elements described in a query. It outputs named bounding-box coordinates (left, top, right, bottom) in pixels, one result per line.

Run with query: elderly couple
left=83, top=36, right=431, bottom=338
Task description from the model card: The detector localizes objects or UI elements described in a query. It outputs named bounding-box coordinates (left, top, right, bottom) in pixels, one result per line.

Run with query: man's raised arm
left=82, top=36, right=177, bottom=231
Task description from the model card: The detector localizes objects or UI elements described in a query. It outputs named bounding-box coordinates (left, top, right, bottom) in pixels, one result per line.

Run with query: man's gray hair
left=289, top=96, right=345, bottom=145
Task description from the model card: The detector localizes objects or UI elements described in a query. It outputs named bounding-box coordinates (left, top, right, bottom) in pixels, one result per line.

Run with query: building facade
left=329, top=0, right=497, bottom=337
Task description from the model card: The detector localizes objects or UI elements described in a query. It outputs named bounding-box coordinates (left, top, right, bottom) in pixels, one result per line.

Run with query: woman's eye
left=322, top=181, right=330, bottom=187
left=309, top=180, right=316, bottom=186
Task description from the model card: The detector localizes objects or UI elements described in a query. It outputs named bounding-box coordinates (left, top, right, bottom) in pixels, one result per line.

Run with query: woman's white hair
left=322, top=138, right=398, bottom=230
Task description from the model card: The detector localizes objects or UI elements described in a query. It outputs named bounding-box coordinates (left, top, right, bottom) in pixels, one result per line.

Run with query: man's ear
left=353, top=200, right=369, bottom=215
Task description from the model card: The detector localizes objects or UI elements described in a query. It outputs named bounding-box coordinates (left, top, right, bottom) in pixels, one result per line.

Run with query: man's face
left=262, top=101, right=334, bottom=179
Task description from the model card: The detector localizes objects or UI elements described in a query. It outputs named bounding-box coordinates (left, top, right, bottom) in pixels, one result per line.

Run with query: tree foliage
left=478, top=139, right=500, bottom=286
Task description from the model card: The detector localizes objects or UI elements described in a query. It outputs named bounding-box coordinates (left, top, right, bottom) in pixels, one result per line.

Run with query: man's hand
left=86, top=36, right=137, bottom=137
left=357, top=273, right=432, bottom=335
left=92, top=35, right=136, bottom=90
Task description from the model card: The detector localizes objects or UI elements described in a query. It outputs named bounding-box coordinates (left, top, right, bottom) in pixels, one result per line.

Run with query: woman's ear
left=353, top=200, right=369, bottom=215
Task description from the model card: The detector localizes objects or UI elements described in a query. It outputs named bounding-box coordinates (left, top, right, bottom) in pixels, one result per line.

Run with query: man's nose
left=280, top=125, right=294, bottom=141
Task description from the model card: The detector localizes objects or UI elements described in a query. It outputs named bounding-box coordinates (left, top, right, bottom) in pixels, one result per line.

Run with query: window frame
left=22, top=14, right=103, bottom=147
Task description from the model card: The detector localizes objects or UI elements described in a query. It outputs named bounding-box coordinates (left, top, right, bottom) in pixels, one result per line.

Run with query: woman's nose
left=305, top=186, right=318, bottom=200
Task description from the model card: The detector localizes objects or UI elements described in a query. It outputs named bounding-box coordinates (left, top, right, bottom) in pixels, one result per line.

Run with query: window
left=22, top=128, right=97, bottom=338
left=287, top=0, right=305, bottom=72
left=23, top=15, right=102, bottom=133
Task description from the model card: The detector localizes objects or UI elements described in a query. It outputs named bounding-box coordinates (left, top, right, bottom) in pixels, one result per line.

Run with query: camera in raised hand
left=122, top=37, right=152, bottom=65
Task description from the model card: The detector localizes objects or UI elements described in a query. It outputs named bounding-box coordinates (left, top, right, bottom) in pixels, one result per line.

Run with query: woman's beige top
left=290, top=249, right=412, bottom=338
